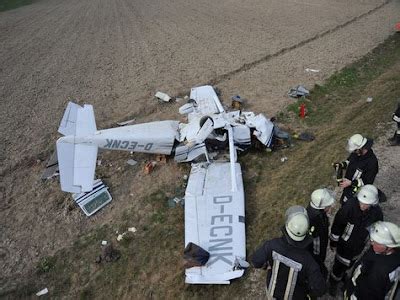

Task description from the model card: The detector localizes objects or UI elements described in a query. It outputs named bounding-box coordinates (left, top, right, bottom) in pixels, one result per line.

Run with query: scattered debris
left=128, top=227, right=137, bottom=233
left=366, top=97, right=373, bottom=103
left=183, top=174, right=188, bottom=180
left=288, top=85, right=310, bottom=98
left=41, top=151, right=59, bottom=180
left=273, top=125, right=292, bottom=147
left=234, top=257, right=250, bottom=270
left=72, top=179, right=112, bottom=216
left=36, top=288, right=48, bottom=296
left=183, top=95, right=189, bottom=101
left=294, top=132, right=315, bottom=142
left=98, top=243, right=120, bottom=263
left=168, top=197, right=184, bottom=208
left=126, top=159, right=137, bottom=166
left=175, top=97, right=183, bottom=102
left=280, top=156, right=288, bottom=162
left=155, top=154, right=167, bottom=164
left=231, top=95, right=243, bottom=110
left=101, top=240, right=108, bottom=246
left=117, top=227, right=137, bottom=241
left=155, top=91, right=172, bottom=102
left=117, top=118, right=136, bottom=126
left=97, top=160, right=102, bottom=166
left=305, top=68, right=320, bottom=73
left=144, top=161, right=156, bottom=174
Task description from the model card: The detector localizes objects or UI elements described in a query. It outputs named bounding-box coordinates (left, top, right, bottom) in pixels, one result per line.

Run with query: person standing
left=306, top=188, right=335, bottom=279
left=344, top=221, right=400, bottom=299
left=329, top=184, right=383, bottom=296
left=389, top=102, right=400, bottom=146
left=333, top=134, right=378, bottom=205
left=252, top=206, right=326, bottom=299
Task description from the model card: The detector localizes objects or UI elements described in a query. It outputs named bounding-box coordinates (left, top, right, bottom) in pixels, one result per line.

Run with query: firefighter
left=252, top=206, right=326, bottom=299
left=344, top=221, right=400, bottom=300
left=328, top=184, right=383, bottom=296
left=389, top=102, right=400, bottom=146
left=333, top=133, right=378, bottom=205
left=306, top=188, right=335, bottom=280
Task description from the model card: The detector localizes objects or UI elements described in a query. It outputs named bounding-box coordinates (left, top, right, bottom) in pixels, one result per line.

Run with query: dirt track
left=0, top=0, right=399, bottom=291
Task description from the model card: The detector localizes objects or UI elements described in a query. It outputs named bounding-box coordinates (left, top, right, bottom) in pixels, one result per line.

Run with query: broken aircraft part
left=71, top=179, right=112, bottom=216
left=55, top=85, right=279, bottom=284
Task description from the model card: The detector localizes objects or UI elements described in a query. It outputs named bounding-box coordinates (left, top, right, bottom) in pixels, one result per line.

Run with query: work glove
left=351, top=179, right=362, bottom=193
left=332, top=161, right=347, bottom=169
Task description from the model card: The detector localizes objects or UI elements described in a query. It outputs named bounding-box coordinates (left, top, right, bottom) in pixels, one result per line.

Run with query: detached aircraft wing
left=184, top=162, right=246, bottom=284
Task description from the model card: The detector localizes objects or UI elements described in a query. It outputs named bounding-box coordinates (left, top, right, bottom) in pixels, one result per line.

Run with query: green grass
left=0, top=0, right=33, bottom=11
left=4, top=33, right=400, bottom=299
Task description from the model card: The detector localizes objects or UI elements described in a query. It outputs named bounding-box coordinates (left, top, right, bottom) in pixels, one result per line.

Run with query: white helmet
left=347, top=134, right=367, bottom=152
left=357, top=184, right=379, bottom=205
left=310, top=188, right=335, bottom=209
left=370, top=221, right=400, bottom=248
left=285, top=206, right=309, bottom=241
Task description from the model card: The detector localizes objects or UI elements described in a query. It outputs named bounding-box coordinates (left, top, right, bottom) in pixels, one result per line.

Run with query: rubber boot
left=328, top=280, right=338, bottom=297
left=328, top=273, right=341, bottom=297
left=389, top=133, right=400, bottom=146
left=388, top=132, right=396, bottom=142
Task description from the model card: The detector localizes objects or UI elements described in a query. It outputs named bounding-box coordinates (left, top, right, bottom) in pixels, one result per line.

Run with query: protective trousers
left=330, top=255, right=354, bottom=284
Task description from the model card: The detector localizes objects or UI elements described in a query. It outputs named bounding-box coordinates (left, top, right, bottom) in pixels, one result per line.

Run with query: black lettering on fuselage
left=102, top=140, right=155, bottom=152
left=210, top=226, right=232, bottom=237
left=104, top=139, right=113, bottom=148
left=207, top=195, right=235, bottom=267
left=208, top=238, right=233, bottom=252
left=120, top=141, right=129, bottom=149
left=112, top=140, right=121, bottom=148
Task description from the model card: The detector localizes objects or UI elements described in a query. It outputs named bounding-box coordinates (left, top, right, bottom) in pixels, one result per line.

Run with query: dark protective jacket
left=252, top=232, right=326, bottom=299
left=341, top=148, right=378, bottom=203
left=393, top=103, right=400, bottom=123
left=346, top=248, right=400, bottom=300
left=330, top=198, right=383, bottom=262
left=307, top=205, right=329, bottom=266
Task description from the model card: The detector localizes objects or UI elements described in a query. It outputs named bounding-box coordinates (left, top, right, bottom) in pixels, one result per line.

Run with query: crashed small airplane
left=56, top=85, right=275, bottom=284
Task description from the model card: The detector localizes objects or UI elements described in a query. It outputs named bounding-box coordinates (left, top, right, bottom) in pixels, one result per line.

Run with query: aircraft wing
left=184, top=162, right=246, bottom=284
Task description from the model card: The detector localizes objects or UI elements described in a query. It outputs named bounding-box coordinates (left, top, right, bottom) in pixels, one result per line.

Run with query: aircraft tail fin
left=57, top=102, right=98, bottom=193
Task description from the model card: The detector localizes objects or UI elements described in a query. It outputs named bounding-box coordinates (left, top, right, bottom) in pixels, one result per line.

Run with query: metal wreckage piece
left=55, top=85, right=278, bottom=284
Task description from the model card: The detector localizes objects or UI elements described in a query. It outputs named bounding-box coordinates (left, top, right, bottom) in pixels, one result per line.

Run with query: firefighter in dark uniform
left=344, top=221, right=400, bottom=300
left=306, top=188, right=335, bottom=280
left=389, top=102, right=400, bottom=146
left=252, top=206, right=326, bottom=299
left=329, top=184, right=383, bottom=296
left=333, top=133, right=379, bottom=205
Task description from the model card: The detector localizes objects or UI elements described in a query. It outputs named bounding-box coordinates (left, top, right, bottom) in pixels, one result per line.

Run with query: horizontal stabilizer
left=58, top=102, right=96, bottom=136
left=57, top=139, right=97, bottom=193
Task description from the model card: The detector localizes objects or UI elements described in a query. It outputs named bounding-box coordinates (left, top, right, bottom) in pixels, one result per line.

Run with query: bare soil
left=1, top=0, right=399, bottom=296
